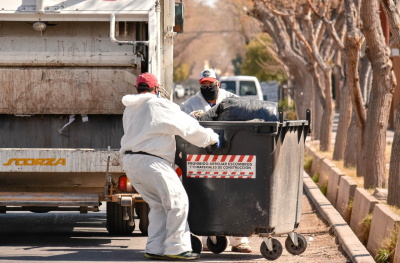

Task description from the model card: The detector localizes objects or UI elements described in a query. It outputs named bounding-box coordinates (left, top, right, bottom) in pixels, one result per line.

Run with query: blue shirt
left=207, top=102, right=216, bottom=107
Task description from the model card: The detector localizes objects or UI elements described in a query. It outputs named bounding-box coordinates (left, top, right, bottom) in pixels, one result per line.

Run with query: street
left=0, top=194, right=349, bottom=263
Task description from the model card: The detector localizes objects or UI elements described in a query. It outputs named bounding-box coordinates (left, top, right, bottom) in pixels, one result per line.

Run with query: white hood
left=122, top=93, right=155, bottom=107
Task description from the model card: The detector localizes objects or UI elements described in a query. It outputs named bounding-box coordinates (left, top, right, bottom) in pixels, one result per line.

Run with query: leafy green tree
left=241, top=33, right=286, bottom=83
left=173, top=63, right=190, bottom=83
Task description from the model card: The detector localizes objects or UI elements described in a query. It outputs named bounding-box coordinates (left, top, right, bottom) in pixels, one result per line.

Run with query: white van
left=220, top=76, right=264, bottom=100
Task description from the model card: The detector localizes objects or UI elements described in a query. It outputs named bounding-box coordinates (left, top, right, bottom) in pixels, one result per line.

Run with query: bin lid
left=199, top=120, right=309, bottom=127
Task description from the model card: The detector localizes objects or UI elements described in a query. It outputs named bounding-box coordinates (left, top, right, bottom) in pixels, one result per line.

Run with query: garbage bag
left=197, top=97, right=279, bottom=122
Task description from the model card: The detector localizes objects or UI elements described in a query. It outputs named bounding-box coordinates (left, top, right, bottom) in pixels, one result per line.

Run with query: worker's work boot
left=144, top=253, right=171, bottom=260
left=166, top=251, right=200, bottom=260
left=231, top=244, right=252, bottom=253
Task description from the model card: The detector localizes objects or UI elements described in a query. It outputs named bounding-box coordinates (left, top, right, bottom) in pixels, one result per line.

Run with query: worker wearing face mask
left=180, top=69, right=238, bottom=118
left=121, top=73, right=220, bottom=260
left=180, top=70, right=252, bottom=253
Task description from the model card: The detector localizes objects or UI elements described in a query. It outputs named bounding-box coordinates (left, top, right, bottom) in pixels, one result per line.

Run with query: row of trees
left=245, top=0, right=400, bottom=206
left=172, top=0, right=261, bottom=81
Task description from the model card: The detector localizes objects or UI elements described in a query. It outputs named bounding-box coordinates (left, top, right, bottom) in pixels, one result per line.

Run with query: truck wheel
left=106, top=202, right=135, bottom=235
left=206, top=236, right=228, bottom=254
left=260, top=238, right=282, bottom=260
left=136, top=202, right=150, bottom=236
left=28, top=206, right=58, bottom=213
left=191, top=235, right=202, bottom=254
left=285, top=234, right=307, bottom=255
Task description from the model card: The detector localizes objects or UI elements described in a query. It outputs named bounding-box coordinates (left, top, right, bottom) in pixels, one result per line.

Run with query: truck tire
left=136, top=202, right=150, bottom=236
left=106, top=202, right=135, bottom=235
left=28, top=207, right=57, bottom=213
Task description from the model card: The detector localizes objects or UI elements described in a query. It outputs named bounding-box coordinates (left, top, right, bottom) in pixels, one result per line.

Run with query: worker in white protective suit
left=180, top=69, right=237, bottom=118
left=121, top=73, right=220, bottom=261
left=180, top=69, right=252, bottom=253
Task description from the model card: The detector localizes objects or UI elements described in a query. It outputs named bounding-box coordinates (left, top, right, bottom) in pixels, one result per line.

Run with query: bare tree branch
left=292, top=18, right=314, bottom=55
left=306, top=0, right=322, bottom=18
left=380, top=0, right=400, bottom=49
left=255, top=34, right=286, bottom=67
left=256, top=59, right=286, bottom=71
left=262, top=0, right=292, bottom=17
left=345, top=0, right=366, bottom=131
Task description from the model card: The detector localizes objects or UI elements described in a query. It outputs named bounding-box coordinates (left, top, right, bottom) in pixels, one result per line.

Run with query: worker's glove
left=193, top=110, right=203, bottom=119
left=205, top=139, right=220, bottom=154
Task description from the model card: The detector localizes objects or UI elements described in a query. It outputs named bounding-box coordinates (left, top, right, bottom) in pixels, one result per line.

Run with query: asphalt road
left=0, top=194, right=349, bottom=263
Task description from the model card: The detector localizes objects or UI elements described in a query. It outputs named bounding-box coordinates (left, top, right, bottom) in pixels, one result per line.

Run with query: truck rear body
left=0, top=0, right=175, bottom=214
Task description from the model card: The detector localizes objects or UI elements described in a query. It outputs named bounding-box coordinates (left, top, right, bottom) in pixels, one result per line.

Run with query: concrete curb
left=303, top=171, right=375, bottom=263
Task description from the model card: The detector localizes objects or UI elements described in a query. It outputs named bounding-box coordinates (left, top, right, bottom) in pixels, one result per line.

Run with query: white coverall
left=180, top=89, right=250, bottom=248
left=120, top=93, right=219, bottom=256
left=180, top=89, right=237, bottom=117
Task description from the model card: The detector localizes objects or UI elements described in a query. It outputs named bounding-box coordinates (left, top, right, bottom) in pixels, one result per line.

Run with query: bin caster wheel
left=207, top=236, right=228, bottom=254
left=285, top=234, right=307, bottom=255
left=260, top=238, right=282, bottom=260
left=191, top=235, right=202, bottom=254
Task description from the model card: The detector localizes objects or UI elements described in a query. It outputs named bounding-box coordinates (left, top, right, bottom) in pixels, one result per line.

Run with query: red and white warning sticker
left=186, top=155, right=256, bottom=179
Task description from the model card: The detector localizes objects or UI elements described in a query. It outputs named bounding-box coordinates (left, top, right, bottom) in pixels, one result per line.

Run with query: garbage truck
left=0, top=0, right=184, bottom=235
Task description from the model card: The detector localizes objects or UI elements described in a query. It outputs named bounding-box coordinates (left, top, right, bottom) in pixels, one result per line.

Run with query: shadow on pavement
left=0, top=212, right=266, bottom=262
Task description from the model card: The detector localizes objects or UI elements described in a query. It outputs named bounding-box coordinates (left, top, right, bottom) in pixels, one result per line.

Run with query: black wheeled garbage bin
left=175, top=110, right=311, bottom=261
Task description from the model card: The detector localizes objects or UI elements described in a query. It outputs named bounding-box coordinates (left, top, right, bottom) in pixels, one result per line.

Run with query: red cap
left=200, top=77, right=218, bottom=83
left=199, top=69, right=219, bottom=84
left=136, top=73, right=158, bottom=88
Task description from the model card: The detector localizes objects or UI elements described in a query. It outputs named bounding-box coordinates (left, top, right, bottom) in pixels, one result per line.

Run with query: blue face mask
left=157, top=89, right=160, bottom=97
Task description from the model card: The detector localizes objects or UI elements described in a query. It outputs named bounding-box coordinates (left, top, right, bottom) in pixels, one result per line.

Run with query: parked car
left=219, top=76, right=263, bottom=100
left=174, top=84, right=185, bottom=98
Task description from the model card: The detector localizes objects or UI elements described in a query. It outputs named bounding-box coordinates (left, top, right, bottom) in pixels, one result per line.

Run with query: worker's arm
left=180, top=101, right=192, bottom=114
left=157, top=101, right=219, bottom=148
left=180, top=100, right=202, bottom=118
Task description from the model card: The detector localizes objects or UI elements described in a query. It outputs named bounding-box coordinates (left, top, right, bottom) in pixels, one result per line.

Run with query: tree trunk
left=302, top=72, right=314, bottom=120
left=333, top=67, right=352, bottom=160
left=343, top=0, right=368, bottom=177
left=362, top=69, right=393, bottom=187
left=310, top=67, right=325, bottom=141
left=356, top=128, right=365, bottom=177
left=379, top=0, right=400, bottom=206
left=319, top=69, right=334, bottom=151
left=344, top=116, right=359, bottom=167
left=334, top=54, right=342, bottom=110
left=292, top=69, right=313, bottom=120
left=361, top=0, right=396, bottom=188
left=359, top=55, right=371, bottom=104
left=357, top=55, right=370, bottom=178
left=313, top=90, right=323, bottom=140
left=388, top=107, right=400, bottom=206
